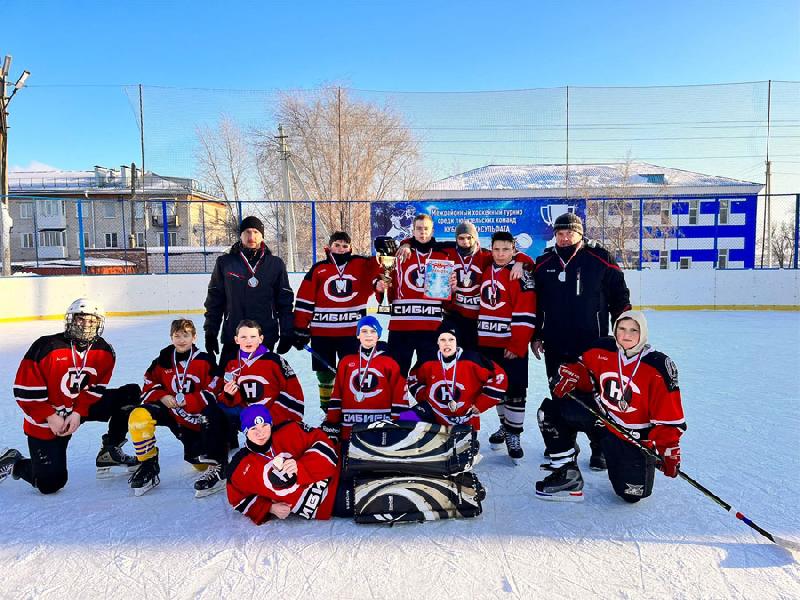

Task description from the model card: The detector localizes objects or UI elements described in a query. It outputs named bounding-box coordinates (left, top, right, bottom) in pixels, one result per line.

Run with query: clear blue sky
left=3, top=0, right=799, bottom=184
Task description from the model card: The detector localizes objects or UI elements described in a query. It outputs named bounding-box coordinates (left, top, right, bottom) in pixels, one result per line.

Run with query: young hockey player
left=226, top=404, right=340, bottom=524
left=322, top=315, right=407, bottom=443
left=535, top=310, right=685, bottom=503
left=126, top=318, right=229, bottom=497
left=293, top=231, right=384, bottom=412
left=477, top=232, right=537, bottom=464
left=0, top=298, right=139, bottom=493
left=406, top=322, right=507, bottom=430
left=218, top=320, right=304, bottom=437
left=386, top=213, right=450, bottom=375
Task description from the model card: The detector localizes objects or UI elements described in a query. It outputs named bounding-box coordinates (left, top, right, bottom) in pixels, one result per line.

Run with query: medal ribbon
left=357, top=346, right=377, bottom=392
left=413, top=249, right=431, bottom=288
left=438, top=349, right=461, bottom=408
left=616, top=349, right=644, bottom=407
left=70, top=342, right=93, bottom=393
left=239, top=246, right=265, bottom=281
left=456, top=250, right=476, bottom=285
left=172, top=348, right=196, bottom=395
left=556, top=242, right=582, bottom=278
left=331, top=252, right=348, bottom=280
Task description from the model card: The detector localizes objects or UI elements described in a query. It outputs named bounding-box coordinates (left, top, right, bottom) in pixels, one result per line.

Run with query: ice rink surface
left=1, top=311, right=799, bottom=599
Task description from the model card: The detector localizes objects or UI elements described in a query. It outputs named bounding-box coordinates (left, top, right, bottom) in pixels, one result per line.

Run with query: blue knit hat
left=240, top=404, right=272, bottom=433
left=356, top=315, right=383, bottom=338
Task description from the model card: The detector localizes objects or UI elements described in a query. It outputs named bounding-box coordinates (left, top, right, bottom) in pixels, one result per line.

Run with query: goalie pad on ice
left=346, top=420, right=477, bottom=477
left=353, top=472, right=483, bottom=524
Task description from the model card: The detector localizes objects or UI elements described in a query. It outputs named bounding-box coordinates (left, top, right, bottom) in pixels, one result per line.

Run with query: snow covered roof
left=422, top=163, right=763, bottom=197
left=12, top=258, right=135, bottom=268
left=8, top=166, right=218, bottom=200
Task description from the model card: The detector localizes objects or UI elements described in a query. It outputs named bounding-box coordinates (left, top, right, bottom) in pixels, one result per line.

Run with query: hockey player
left=218, top=320, right=304, bottom=438
left=477, top=231, right=537, bottom=463
left=386, top=213, right=450, bottom=375
left=406, top=322, right=507, bottom=430
left=0, top=298, right=139, bottom=493
left=535, top=311, right=685, bottom=503
left=126, top=318, right=229, bottom=497
left=323, top=315, right=407, bottom=444
left=293, top=231, right=384, bottom=412
left=226, top=404, right=340, bottom=524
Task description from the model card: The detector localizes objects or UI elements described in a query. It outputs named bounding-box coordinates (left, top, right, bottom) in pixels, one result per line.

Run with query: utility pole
left=0, top=55, right=30, bottom=276
left=276, top=124, right=296, bottom=271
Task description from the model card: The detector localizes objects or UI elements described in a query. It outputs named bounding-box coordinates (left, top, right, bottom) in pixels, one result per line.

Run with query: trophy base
left=377, top=305, right=391, bottom=315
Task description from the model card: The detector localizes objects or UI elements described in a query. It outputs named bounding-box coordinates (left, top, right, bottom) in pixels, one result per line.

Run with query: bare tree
left=769, top=219, right=796, bottom=268
left=253, top=86, right=427, bottom=254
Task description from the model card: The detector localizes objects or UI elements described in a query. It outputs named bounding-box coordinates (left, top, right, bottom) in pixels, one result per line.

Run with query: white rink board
left=0, top=269, right=797, bottom=321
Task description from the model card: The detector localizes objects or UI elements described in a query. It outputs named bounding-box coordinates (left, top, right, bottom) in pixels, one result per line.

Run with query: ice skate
left=129, top=456, right=160, bottom=496
left=96, top=436, right=138, bottom=479
left=505, top=432, right=524, bottom=465
left=488, top=425, right=506, bottom=450
left=194, top=464, right=225, bottom=498
left=0, top=448, right=22, bottom=484
left=535, top=461, right=584, bottom=502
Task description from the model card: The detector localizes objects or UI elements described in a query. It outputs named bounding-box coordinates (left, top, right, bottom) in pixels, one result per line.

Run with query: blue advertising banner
left=371, top=199, right=586, bottom=257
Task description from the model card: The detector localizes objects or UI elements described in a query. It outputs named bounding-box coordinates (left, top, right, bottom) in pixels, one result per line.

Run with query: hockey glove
left=320, top=420, right=341, bottom=444
left=276, top=335, right=294, bottom=355
left=553, top=362, right=591, bottom=398
left=647, top=425, right=682, bottom=478
left=292, top=329, right=311, bottom=351
left=204, top=333, right=219, bottom=357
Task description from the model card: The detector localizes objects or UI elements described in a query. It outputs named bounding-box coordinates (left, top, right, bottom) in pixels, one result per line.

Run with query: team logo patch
left=664, top=357, right=679, bottom=390
left=624, top=483, right=644, bottom=497
left=324, top=274, right=358, bottom=302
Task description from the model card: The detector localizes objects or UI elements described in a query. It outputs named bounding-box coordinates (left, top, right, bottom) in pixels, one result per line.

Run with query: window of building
left=630, top=201, right=641, bottom=223
left=40, top=231, right=65, bottom=247
left=19, top=202, right=34, bottom=219
left=660, top=201, right=671, bottom=226
left=135, top=202, right=145, bottom=219
left=105, top=232, right=118, bottom=248
left=688, top=200, right=699, bottom=225
left=640, top=173, right=665, bottom=185
left=103, top=202, right=116, bottom=218
left=77, top=232, right=91, bottom=249
left=38, top=201, right=65, bottom=218
left=718, top=200, right=730, bottom=225
left=21, top=233, right=34, bottom=248
left=659, top=250, right=669, bottom=269
left=158, top=231, right=178, bottom=246
left=136, top=232, right=146, bottom=247
left=679, top=256, right=692, bottom=269
left=718, top=248, right=729, bottom=269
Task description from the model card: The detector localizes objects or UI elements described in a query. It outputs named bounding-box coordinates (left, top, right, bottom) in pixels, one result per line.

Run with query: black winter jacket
left=532, top=240, right=631, bottom=358
left=203, top=242, right=295, bottom=346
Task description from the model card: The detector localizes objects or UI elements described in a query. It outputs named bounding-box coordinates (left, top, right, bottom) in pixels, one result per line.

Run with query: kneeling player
left=218, top=320, right=305, bottom=441
left=226, top=405, right=340, bottom=524
left=0, top=298, right=139, bottom=493
left=323, top=315, right=407, bottom=445
left=406, top=323, right=507, bottom=430
left=127, top=318, right=229, bottom=497
left=535, top=311, right=685, bottom=503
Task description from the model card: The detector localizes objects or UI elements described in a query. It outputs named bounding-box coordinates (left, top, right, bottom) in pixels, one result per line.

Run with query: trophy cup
left=374, top=236, right=398, bottom=315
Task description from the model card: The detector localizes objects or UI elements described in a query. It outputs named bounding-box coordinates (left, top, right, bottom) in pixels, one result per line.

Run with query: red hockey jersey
left=14, top=333, right=115, bottom=440
left=226, top=421, right=340, bottom=524
left=326, top=341, right=408, bottom=440
left=476, top=260, right=537, bottom=357
left=219, top=349, right=304, bottom=425
left=407, top=350, right=507, bottom=429
left=388, top=243, right=450, bottom=332
left=447, top=247, right=534, bottom=320
left=141, top=345, right=219, bottom=431
left=578, top=337, right=686, bottom=442
left=294, top=254, right=382, bottom=338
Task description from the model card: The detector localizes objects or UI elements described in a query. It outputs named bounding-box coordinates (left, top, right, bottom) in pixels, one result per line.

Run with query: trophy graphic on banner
left=540, top=204, right=577, bottom=247
left=374, top=236, right=398, bottom=315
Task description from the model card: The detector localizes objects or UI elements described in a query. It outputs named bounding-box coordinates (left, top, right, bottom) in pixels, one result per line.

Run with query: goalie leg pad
left=353, top=472, right=483, bottom=524
left=128, top=407, right=158, bottom=462
left=346, top=420, right=477, bottom=477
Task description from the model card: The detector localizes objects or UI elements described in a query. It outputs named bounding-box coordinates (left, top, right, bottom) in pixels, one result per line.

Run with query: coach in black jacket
left=203, top=216, right=295, bottom=361
left=532, top=212, right=631, bottom=471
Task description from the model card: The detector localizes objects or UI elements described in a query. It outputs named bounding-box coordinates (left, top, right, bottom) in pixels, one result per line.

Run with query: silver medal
left=416, top=275, right=425, bottom=288
left=448, top=400, right=457, bottom=412
left=224, top=372, right=235, bottom=382
left=248, top=276, right=259, bottom=288
left=558, top=271, right=566, bottom=282
left=175, top=392, right=185, bottom=406
left=355, top=391, right=365, bottom=402
left=462, top=275, right=472, bottom=287
left=618, top=399, right=629, bottom=411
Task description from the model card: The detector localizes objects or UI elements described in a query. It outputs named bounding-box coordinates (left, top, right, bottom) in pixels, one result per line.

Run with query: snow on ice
left=1, top=311, right=799, bottom=599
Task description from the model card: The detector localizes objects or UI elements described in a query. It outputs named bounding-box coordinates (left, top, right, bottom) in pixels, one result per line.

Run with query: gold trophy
left=374, top=236, right=398, bottom=315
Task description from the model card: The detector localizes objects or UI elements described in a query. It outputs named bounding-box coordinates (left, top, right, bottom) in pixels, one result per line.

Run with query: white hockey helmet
left=64, top=297, right=106, bottom=343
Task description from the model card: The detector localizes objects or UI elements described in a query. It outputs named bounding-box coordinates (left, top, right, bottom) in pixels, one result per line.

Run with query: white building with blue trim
left=416, top=162, right=763, bottom=269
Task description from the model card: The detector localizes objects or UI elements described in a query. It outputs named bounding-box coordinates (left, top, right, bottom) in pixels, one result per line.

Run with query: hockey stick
left=566, top=392, right=800, bottom=552
left=303, top=345, right=337, bottom=374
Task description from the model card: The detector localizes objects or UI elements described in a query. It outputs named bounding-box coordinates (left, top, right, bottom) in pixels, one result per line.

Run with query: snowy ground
left=1, top=311, right=799, bottom=599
